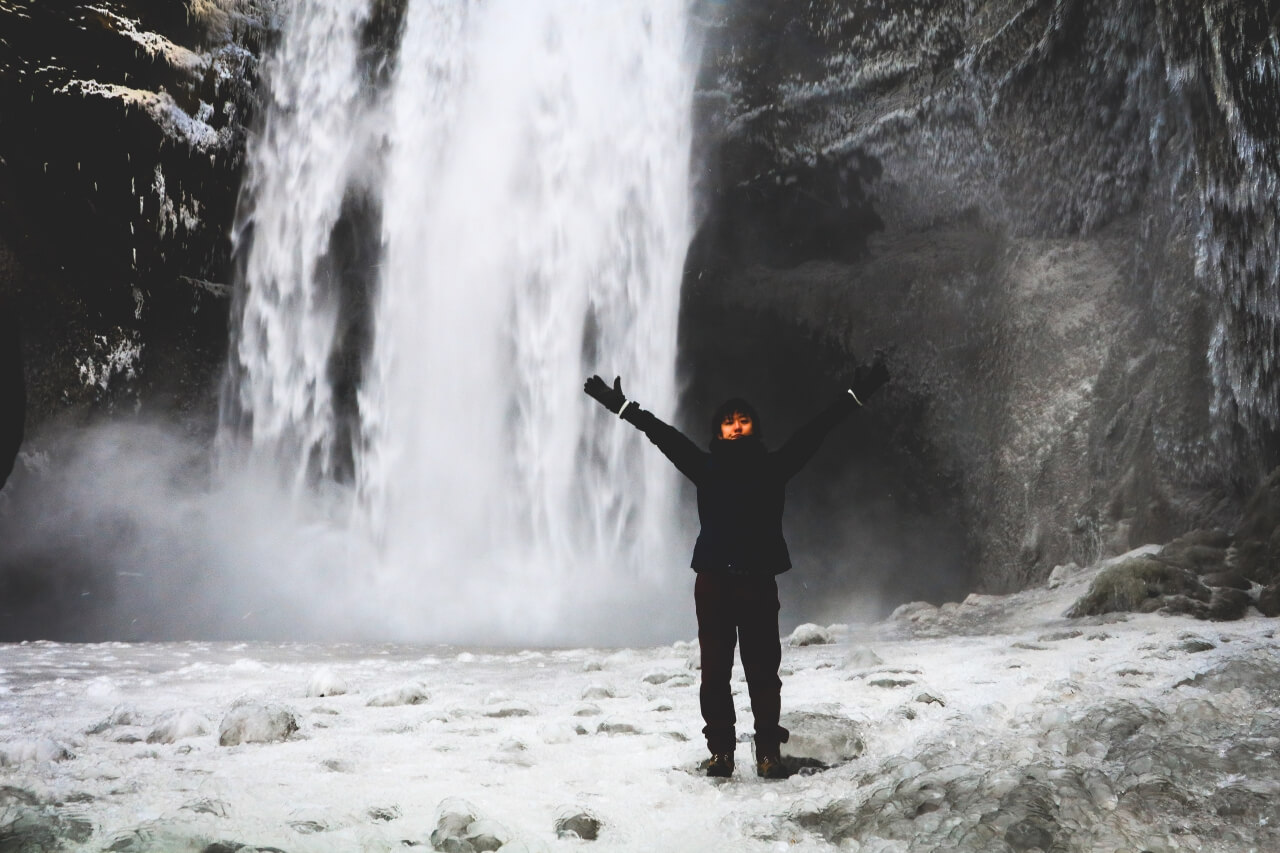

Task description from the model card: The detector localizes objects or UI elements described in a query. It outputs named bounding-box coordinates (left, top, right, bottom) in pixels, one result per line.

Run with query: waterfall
left=222, top=0, right=699, bottom=642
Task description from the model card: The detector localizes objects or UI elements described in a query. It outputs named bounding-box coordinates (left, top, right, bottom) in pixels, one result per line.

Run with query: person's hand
left=850, top=354, right=889, bottom=402
left=584, top=375, right=627, bottom=413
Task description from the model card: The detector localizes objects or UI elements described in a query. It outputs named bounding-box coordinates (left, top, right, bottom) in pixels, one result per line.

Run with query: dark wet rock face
left=0, top=0, right=269, bottom=427
left=687, top=0, right=1280, bottom=602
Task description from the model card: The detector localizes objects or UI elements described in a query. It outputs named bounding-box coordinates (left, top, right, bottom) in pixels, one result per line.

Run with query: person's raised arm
left=584, top=375, right=706, bottom=484
left=775, top=356, right=890, bottom=480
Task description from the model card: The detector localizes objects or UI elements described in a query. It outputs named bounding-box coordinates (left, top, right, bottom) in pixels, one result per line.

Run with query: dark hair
left=710, top=397, right=761, bottom=442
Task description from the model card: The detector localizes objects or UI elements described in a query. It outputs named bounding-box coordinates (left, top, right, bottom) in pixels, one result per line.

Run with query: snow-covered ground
left=3, top=552, right=1279, bottom=852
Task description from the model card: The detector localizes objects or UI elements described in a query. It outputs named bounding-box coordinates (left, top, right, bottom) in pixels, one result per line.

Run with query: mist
left=0, top=417, right=706, bottom=646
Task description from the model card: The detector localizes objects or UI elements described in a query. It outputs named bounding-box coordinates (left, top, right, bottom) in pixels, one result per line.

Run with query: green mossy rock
left=1068, top=556, right=1210, bottom=618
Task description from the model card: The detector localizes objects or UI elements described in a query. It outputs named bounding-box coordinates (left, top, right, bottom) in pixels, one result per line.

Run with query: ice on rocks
left=641, top=669, right=677, bottom=684
left=483, top=701, right=534, bottom=718
left=217, top=702, right=298, bottom=746
left=305, top=668, right=348, bottom=697
left=554, top=808, right=601, bottom=840
left=779, top=711, right=865, bottom=766
left=842, top=646, right=884, bottom=669
left=596, top=718, right=641, bottom=734
left=581, top=684, right=618, bottom=700
left=429, top=799, right=516, bottom=853
left=146, top=709, right=210, bottom=744
left=366, top=682, right=430, bottom=707
left=86, top=704, right=138, bottom=734
left=0, top=737, right=73, bottom=765
left=788, top=622, right=835, bottom=646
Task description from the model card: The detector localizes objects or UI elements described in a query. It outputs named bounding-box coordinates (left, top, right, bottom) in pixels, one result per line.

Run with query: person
left=583, top=356, right=890, bottom=778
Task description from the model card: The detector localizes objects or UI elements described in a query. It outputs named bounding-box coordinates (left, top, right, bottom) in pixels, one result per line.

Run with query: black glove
left=849, top=354, right=890, bottom=403
left=584, top=375, right=627, bottom=414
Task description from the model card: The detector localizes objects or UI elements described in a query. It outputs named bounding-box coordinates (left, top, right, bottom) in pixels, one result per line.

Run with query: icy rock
left=581, top=684, right=618, bottom=700
left=1175, top=650, right=1280, bottom=697
left=306, top=668, right=348, bottom=698
left=574, top=703, right=603, bottom=716
left=642, top=670, right=676, bottom=684
left=217, top=702, right=298, bottom=746
left=464, top=818, right=510, bottom=851
left=146, top=709, right=210, bottom=744
left=0, top=737, right=73, bottom=764
left=554, top=808, right=601, bottom=840
left=483, top=701, right=533, bottom=718
left=1175, top=636, right=1216, bottom=653
left=1047, top=561, right=1080, bottom=588
left=685, top=653, right=700, bottom=670
left=778, top=711, right=864, bottom=766
left=842, top=646, right=883, bottom=669
left=366, top=682, right=430, bottom=707
left=891, top=601, right=937, bottom=621
left=784, top=799, right=856, bottom=845
left=430, top=798, right=479, bottom=850
left=86, top=704, right=138, bottom=734
left=789, top=623, right=834, bottom=646
left=597, top=719, right=641, bottom=735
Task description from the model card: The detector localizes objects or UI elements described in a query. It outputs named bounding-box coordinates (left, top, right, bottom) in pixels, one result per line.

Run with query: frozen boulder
left=842, top=646, right=883, bottom=670
left=642, top=670, right=678, bottom=684
left=147, top=709, right=210, bottom=744
left=778, top=711, right=865, bottom=766
left=85, top=704, right=138, bottom=735
left=366, top=682, right=430, bottom=707
left=306, top=668, right=348, bottom=698
left=581, top=684, right=618, bottom=700
left=555, top=808, right=601, bottom=840
left=429, top=799, right=514, bottom=852
left=891, top=601, right=938, bottom=622
left=462, top=818, right=510, bottom=852
left=483, top=701, right=533, bottom=718
left=789, top=623, right=834, bottom=646
left=218, top=702, right=298, bottom=746
left=0, top=738, right=73, bottom=765
left=1047, top=562, right=1081, bottom=588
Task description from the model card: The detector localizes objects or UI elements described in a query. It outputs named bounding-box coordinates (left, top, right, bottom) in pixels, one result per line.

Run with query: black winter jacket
left=621, top=396, right=857, bottom=575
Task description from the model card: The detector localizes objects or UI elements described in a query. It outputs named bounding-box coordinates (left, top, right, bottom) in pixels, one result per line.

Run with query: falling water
left=223, top=0, right=699, bottom=642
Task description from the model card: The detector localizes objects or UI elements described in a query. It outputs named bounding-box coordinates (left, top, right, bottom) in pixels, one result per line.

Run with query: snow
left=3, top=556, right=1280, bottom=851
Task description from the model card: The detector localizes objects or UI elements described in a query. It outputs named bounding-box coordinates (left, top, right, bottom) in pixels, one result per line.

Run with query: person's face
left=720, top=411, right=754, bottom=440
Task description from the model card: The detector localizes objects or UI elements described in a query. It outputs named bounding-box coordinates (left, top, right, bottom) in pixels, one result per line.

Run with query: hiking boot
left=704, top=753, right=735, bottom=778
left=756, top=753, right=793, bottom=780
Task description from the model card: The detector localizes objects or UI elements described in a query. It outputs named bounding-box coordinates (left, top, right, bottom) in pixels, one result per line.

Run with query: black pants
left=695, top=572, right=787, bottom=756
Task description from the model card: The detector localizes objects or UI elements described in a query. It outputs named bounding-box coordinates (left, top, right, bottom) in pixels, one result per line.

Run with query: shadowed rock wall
left=0, top=0, right=271, bottom=434
left=684, top=0, right=1278, bottom=601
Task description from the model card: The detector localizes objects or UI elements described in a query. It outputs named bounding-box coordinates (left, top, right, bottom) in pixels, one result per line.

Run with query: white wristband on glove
left=847, top=389, right=863, bottom=406
left=617, top=400, right=632, bottom=418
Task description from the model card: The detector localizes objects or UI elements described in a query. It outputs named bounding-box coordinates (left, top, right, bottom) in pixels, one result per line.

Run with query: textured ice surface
left=2, top=562, right=1280, bottom=851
